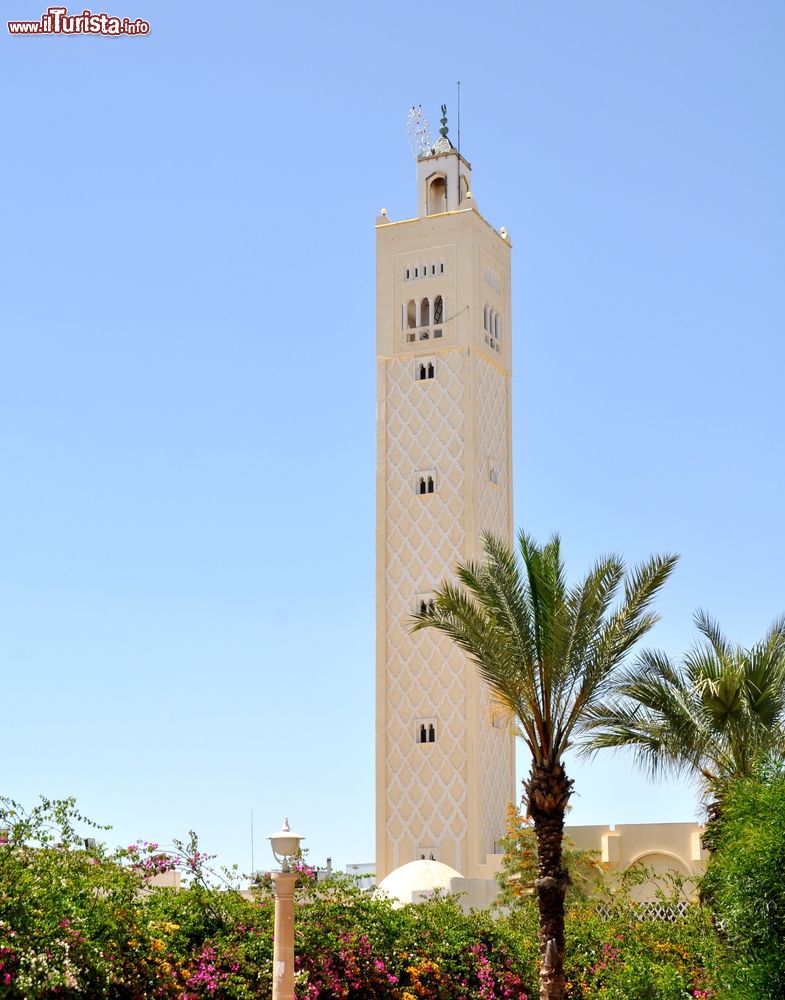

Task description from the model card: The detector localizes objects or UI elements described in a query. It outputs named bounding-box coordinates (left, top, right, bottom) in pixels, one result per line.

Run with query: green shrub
left=700, top=765, right=785, bottom=999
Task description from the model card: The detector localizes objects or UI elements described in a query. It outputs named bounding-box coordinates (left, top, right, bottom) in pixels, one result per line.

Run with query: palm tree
left=411, top=531, right=677, bottom=1000
left=582, top=610, right=785, bottom=831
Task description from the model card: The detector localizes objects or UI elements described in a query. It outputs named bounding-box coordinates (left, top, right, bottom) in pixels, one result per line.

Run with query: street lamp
left=267, top=818, right=304, bottom=1000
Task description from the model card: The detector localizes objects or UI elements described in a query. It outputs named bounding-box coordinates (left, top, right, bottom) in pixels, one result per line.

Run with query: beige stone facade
left=566, top=822, right=708, bottom=900
left=375, top=141, right=516, bottom=881
left=374, top=820, right=707, bottom=911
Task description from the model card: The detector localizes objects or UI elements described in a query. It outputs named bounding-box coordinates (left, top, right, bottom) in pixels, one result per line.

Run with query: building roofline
left=375, top=209, right=511, bottom=248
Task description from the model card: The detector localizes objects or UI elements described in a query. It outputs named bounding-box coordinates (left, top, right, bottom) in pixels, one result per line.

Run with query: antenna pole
left=251, top=810, right=254, bottom=876
left=457, top=81, right=461, bottom=156
left=456, top=81, right=461, bottom=203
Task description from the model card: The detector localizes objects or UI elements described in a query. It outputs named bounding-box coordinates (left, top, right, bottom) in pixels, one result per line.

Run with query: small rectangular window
left=415, top=470, right=436, bottom=495
left=413, top=718, right=437, bottom=744
left=414, top=593, right=436, bottom=618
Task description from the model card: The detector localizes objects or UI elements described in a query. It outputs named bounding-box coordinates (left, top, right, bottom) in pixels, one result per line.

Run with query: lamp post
left=267, top=818, right=304, bottom=1000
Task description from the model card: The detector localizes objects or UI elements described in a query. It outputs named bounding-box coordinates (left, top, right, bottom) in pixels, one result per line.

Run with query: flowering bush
left=0, top=796, right=734, bottom=999
left=495, top=803, right=605, bottom=908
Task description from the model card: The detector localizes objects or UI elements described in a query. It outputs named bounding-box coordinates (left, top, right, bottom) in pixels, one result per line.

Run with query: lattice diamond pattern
left=473, top=356, right=516, bottom=852
left=380, top=348, right=516, bottom=872
left=384, top=351, right=469, bottom=861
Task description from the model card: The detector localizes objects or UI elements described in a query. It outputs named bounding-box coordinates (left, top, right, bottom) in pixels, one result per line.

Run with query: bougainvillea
left=0, top=796, right=730, bottom=999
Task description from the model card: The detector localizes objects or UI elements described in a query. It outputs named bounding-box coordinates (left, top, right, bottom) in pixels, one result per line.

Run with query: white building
left=375, top=111, right=515, bottom=883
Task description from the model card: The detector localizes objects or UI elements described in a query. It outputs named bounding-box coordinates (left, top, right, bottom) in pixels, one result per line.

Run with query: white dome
left=374, top=859, right=463, bottom=907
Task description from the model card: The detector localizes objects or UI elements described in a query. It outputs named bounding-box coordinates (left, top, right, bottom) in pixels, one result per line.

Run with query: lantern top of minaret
left=411, top=102, right=473, bottom=217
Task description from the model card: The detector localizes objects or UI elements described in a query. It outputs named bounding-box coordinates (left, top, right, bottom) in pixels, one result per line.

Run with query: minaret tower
left=375, top=110, right=516, bottom=881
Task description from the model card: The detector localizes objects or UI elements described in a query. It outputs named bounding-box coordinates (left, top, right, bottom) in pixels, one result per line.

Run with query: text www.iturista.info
left=8, top=6, right=150, bottom=34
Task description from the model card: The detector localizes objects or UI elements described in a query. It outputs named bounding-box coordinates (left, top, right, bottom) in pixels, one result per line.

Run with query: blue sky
left=2, top=0, right=783, bottom=874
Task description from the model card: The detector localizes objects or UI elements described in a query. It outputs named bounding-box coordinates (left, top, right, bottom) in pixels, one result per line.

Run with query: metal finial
left=439, top=104, right=449, bottom=138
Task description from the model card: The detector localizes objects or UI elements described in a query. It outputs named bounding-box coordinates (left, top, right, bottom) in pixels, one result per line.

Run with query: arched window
left=433, top=296, right=443, bottom=324
left=418, top=363, right=427, bottom=380
left=420, top=298, right=430, bottom=326
left=427, top=363, right=434, bottom=379
left=416, top=471, right=436, bottom=496
left=414, top=718, right=437, bottom=749
left=406, top=300, right=417, bottom=329
left=484, top=304, right=490, bottom=331
left=427, top=175, right=447, bottom=215
left=494, top=313, right=501, bottom=339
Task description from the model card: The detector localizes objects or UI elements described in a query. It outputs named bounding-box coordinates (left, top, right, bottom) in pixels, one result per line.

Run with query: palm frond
left=693, top=609, right=730, bottom=660
left=583, top=606, right=785, bottom=795
left=411, top=531, right=677, bottom=768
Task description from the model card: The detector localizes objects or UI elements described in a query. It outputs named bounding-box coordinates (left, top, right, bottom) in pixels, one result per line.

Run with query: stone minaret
left=375, top=113, right=516, bottom=881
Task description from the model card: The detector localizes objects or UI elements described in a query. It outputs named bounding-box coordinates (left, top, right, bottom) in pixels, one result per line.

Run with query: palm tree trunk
left=527, top=761, right=572, bottom=1000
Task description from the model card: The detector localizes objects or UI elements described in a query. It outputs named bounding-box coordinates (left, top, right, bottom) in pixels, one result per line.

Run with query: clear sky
left=2, top=0, right=784, bottom=875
